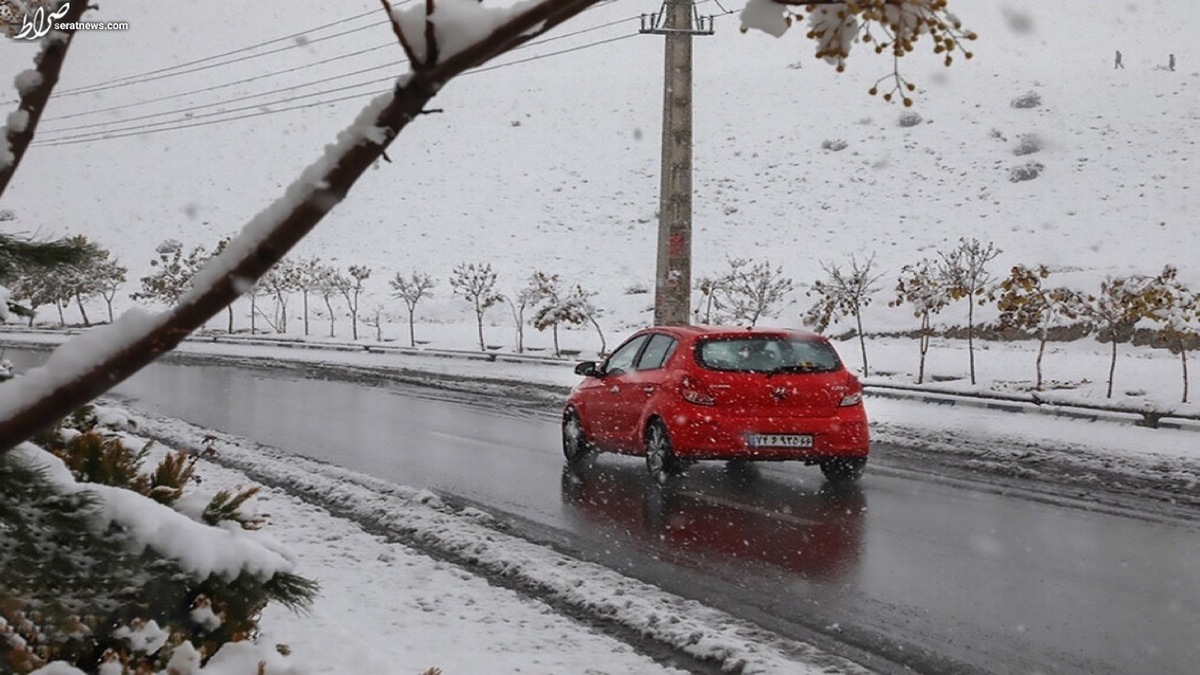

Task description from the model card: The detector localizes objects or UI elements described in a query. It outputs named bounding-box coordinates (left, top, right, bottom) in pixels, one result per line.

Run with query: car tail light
left=839, top=374, right=863, bottom=407
left=680, top=376, right=715, bottom=406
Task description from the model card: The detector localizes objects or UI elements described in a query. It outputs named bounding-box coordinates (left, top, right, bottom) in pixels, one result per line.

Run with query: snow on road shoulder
left=129, top=408, right=872, bottom=675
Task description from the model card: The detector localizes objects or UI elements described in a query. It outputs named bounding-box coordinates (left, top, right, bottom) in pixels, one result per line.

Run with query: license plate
left=748, top=434, right=813, bottom=448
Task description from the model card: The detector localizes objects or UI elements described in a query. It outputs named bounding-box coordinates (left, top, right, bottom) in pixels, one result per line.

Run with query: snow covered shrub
left=1012, top=133, right=1043, bottom=156
left=821, top=138, right=848, bottom=151
left=1, top=410, right=317, bottom=673
left=897, top=110, right=924, bottom=127
left=1011, top=91, right=1042, bottom=109
left=889, top=258, right=951, bottom=384
left=1009, top=161, right=1045, bottom=182
left=623, top=283, right=649, bottom=295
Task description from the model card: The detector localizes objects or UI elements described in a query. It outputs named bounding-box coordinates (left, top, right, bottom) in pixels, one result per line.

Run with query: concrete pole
left=653, top=0, right=694, bottom=326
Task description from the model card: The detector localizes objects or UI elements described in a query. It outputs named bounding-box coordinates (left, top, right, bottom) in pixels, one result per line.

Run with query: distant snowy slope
left=0, top=0, right=1195, bottom=333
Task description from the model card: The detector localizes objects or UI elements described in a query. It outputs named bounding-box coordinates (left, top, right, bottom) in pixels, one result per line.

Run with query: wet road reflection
left=561, top=459, right=865, bottom=583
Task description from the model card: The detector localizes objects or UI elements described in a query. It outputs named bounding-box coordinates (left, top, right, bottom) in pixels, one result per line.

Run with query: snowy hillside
left=1, top=0, right=1196, bottom=336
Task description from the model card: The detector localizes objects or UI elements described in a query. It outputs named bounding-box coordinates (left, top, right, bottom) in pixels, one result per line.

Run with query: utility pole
left=641, top=1, right=713, bottom=326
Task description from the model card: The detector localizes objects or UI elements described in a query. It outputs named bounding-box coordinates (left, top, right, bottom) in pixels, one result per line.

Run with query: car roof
left=644, top=325, right=827, bottom=341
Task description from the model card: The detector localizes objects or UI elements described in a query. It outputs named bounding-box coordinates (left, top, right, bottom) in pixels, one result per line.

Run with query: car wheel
left=562, top=408, right=593, bottom=465
left=645, top=420, right=680, bottom=485
left=819, top=457, right=867, bottom=483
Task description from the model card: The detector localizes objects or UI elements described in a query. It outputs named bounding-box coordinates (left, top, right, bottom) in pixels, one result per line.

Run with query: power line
left=40, top=76, right=394, bottom=144
left=55, top=22, right=388, bottom=98
left=32, top=0, right=740, bottom=147
left=41, top=1, right=630, bottom=126
left=33, top=33, right=642, bottom=147
left=44, top=43, right=395, bottom=123
left=39, top=5, right=637, bottom=134
left=41, top=61, right=402, bottom=134
left=53, top=7, right=387, bottom=96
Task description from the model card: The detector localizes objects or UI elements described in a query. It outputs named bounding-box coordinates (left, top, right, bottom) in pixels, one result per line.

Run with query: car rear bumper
left=666, top=407, right=869, bottom=460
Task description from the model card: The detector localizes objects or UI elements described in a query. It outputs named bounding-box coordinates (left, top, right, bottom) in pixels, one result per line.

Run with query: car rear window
left=695, top=337, right=841, bottom=373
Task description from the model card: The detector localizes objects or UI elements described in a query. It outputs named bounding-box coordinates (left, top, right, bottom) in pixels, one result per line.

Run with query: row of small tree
left=0, top=231, right=609, bottom=355
left=126, top=240, right=608, bottom=356
left=693, top=239, right=1199, bottom=403
left=387, top=264, right=607, bottom=354
left=7, top=231, right=1197, bottom=401
left=825, top=240, right=1200, bottom=403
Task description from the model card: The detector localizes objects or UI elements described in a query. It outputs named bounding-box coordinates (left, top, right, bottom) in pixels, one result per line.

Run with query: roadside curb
left=3, top=327, right=1198, bottom=434
left=864, top=386, right=1199, bottom=432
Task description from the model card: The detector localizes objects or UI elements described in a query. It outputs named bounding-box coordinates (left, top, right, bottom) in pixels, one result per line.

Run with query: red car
left=562, top=326, right=870, bottom=483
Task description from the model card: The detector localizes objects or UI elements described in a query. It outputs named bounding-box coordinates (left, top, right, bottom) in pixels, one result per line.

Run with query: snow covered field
left=1, top=0, right=1197, bottom=360
left=2, top=0, right=1198, bottom=672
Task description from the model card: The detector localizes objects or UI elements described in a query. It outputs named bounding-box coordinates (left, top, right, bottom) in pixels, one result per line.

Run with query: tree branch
left=425, top=0, right=439, bottom=67
left=0, top=0, right=89, bottom=198
left=379, top=0, right=421, bottom=69
left=0, top=0, right=605, bottom=451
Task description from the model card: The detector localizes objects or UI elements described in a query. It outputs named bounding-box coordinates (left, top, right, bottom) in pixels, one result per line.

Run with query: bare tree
left=889, top=258, right=951, bottom=384
left=451, top=262, right=503, bottom=351
left=211, top=235, right=237, bottom=332
left=939, top=237, right=1001, bottom=385
left=504, top=280, right=542, bottom=354
left=805, top=254, right=884, bottom=376
left=570, top=284, right=607, bottom=356
left=711, top=257, right=794, bottom=327
left=95, top=257, right=127, bottom=324
left=294, top=257, right=326, bottom=337
left=389, top=270, right=436, bottom=347
left=258, top=259, right=302, bottom=334
left=993, top=265, right=1083, bottom=390
left=693, top=274, right=726, bottom=324
left=313, top=264, right=341, bottom=338
left=0, top=0, right=977, bottom=452
left=331, top=265, right=371, bottom=341
left=361, top=304, right=388, bottom=342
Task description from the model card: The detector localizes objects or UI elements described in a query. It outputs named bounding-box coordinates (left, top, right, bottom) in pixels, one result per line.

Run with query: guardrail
left=3, top=326, right=1198, bottom=432
left=193, top=332, right=578, bottom=366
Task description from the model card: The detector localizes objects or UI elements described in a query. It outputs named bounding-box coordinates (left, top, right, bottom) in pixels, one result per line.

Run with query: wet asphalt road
left=9, top=349, right=1200, bottom=674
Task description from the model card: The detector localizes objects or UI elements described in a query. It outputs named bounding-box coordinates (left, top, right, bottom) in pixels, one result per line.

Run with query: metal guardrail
left=194, top=333, right=577, bottom=366
left=3, top=326, right=1198, bottom=432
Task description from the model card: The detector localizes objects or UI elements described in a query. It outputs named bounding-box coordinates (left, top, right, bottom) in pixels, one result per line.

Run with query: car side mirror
left=574, top=361, right=601, bottom=377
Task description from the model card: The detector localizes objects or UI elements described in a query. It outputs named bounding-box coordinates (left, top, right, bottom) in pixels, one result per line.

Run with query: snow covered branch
left=0, top=0, right=88, bottom=197
left=0, top=0, right=606, bottom=451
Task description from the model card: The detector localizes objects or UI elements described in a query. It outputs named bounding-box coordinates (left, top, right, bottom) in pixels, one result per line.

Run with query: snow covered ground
left=4, top=327, right=1198, bottom=674
left=114, top=409, right=869, bottom=675
left=1, top=0, right=1197, bottom=352
left=3, top=0, right=1199, bottom=671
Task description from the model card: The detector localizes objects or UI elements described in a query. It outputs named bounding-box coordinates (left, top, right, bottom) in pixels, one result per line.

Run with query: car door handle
left=642, top=385, right=656, bottom=394
left=608, top=386, right=620, bottom=394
